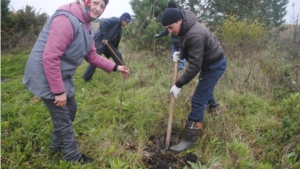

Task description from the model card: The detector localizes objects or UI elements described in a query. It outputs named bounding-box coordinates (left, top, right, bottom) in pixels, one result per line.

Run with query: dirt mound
left=141, top=133, right=198, bottom=169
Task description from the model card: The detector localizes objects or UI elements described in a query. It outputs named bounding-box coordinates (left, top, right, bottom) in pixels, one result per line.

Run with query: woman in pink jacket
left=23, top=0, right=129, bottom=164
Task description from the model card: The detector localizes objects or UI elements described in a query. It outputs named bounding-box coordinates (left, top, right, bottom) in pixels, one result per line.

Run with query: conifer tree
left=177, top=0, right=288, bottom=32
left=1, top=0, right=14, bottom=49
left=208, top=0, right=288, bottom=31
left=123, top=0, right=171, bottom=51
left=178, top=0, right=214, bottom=22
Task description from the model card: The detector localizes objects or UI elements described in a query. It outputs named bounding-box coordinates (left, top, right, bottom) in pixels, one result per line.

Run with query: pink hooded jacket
left=42, top=2, right=116, bottom=95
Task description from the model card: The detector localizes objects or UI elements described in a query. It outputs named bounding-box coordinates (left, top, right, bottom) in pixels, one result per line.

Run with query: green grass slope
left=1, top=44, right=299, bottom=168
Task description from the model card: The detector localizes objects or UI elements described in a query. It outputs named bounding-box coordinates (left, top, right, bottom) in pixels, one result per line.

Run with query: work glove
left=102, top=39, right=108, bottom=44
left=172, top=51, right=181, bottom=62
left=170, top=85, right=181, bottom=98
left=154, top=34, right=160, bottom=39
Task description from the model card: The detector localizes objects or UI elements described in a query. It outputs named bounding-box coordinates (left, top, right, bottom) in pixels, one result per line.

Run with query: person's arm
left=158, top=29, right=169, bottom=37
left=85, top=41, right=129, bottom=77
left=42, top=15, right=74, bottom=95
left=85, top=41, right=116, bottom=72
left=175, top=36, right=204, bottom=88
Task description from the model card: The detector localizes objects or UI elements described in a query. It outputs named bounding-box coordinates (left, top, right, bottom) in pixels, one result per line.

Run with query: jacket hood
left=57, top=2, right=93, bottom=24
left=178, top=10, right=197, bottom=36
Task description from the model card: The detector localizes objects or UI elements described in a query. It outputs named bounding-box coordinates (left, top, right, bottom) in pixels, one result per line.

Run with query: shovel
left=105, top=43, right=125, bottom=66
left=165, top=61, right=178, bottom=150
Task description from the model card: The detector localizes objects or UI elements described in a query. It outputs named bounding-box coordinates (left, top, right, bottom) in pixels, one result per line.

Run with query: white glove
left=170, top=85, right=181, bottom=98
left=172, top=51, right=181, bottom=62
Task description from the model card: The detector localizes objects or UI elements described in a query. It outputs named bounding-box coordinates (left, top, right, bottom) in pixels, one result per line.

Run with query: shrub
left=219, top=16, right=268, bottom=58
left=1, top=5, right=48, bottom=52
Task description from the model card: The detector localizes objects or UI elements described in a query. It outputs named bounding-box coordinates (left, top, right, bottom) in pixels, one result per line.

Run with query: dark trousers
left=82, top=44, right=124, bottom=81
left=188, top=57, right=227, bottom=122
left=42, top=96, right=81, bottom=161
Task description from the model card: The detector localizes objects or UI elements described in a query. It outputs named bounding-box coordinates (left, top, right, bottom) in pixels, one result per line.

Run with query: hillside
left=1, top=39, right=299, bottom=168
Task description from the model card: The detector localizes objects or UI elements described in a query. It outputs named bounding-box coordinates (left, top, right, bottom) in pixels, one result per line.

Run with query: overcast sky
left=9, top=0, right=300, bottom=23
left=9, top=0, right=134, bottom=19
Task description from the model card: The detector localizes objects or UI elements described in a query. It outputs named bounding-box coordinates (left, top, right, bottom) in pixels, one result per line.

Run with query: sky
left=9, top=0, right=300, bottom=23
left=9, top=0, right=134, bottom=19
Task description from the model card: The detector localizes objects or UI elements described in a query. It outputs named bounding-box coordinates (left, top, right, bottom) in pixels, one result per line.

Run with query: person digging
left=161, top=8, right=227, bottom=152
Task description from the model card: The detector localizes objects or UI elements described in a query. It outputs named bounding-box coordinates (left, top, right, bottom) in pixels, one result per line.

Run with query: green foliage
left=124, top=0, right=170, bottom=52
left=1, top=35, right=300, bottom=168
left=1, top=0, right=14, bottom=49
left=282, top=92, right=300, bottom=113
left=286, top=147, right=300, bottom=167
left=178, top=0, right=213, bottom=22
left=207, top=0, right=288, bottom=32
left=219, top=16, right=268, bottom=56
left=109, top=159, right=130, bottom=169
left=1, top=2, right=48, bottom=52
left=227, top=139, right=252, bottom=166
left=1, top=51, right=30, bottom=78
left=1, top=0, right=12, bottom=23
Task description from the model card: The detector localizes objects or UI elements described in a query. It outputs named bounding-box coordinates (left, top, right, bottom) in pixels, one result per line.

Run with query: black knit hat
left=167, top=0, right=177, bottom=8
left=120, top=12, right=131, bottom=23
left=161, top=8, right=182, bottom=26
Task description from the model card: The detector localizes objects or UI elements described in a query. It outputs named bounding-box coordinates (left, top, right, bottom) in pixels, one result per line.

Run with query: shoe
left=82, top=77, right=91, bottom=82
left=78, top=154, right=94, bottom=164
left=207, top=106, right=222, bottom=115
left=169, top=121, right=202, bottom=153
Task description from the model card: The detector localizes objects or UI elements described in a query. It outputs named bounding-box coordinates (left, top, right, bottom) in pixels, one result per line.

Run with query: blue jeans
left=188, top=57, right=227, bottom=122
left=172, top=45, right=186, bottom=71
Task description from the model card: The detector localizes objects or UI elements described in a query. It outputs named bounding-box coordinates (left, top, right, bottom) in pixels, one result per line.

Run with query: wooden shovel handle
left=106, top=43, right=125, bottom=66
left=165, top=61, right=178, bottom=150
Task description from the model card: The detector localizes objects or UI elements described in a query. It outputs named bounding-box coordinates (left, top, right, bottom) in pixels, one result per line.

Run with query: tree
left=208, top=0, right=288, bottom=31
left=178, top=0, right=214, bottom=22
left=1, top=3, right=48, bottom=51
left=12, top=5, right=48, bottom=35
left=1, top=0, right=14, bottom=49
left=177, top=0, right=288, bottom=33
left=123, top=0, right=171, bottom=53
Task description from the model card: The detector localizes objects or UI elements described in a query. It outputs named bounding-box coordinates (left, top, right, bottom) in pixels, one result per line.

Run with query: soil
left=141, top=132, right=199, bottom=169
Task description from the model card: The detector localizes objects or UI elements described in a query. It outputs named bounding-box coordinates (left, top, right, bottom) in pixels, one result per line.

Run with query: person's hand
left=54, top=93, right=67, bottom=107
left=154, top=34, right=160, bottom=39
left=173, top=51, right=181, bottom=62
left=170, top=85, right=181, bottom=98
left=102, top=39, right=108, bottom=44
left=117, top=66, right=130, bottom=78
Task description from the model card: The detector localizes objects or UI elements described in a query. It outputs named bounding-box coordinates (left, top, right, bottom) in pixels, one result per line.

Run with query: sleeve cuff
left=113, top=64, right=118, bottom=71
left=175, top=81, right=183, bottom=88
left=54, top=92, right=64, bottom=96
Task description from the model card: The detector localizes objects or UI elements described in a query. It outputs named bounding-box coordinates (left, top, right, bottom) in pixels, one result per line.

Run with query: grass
left=1, top=42, right=300, bottom=168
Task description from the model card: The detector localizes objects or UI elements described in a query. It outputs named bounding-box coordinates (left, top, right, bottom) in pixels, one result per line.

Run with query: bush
left=1, top=5, right=48, bottom=52
left=219, top=16, right=268, bottom=58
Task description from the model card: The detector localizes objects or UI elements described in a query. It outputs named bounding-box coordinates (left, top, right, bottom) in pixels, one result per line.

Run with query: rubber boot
left=169, top=121, right=202, bottom=153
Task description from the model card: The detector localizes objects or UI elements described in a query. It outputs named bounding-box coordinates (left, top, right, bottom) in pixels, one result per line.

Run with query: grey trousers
left=42, top=96, right=81, bottom=161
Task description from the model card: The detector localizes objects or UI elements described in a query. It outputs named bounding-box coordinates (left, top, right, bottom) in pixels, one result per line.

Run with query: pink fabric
left=42, top=2, right=116, bottom=94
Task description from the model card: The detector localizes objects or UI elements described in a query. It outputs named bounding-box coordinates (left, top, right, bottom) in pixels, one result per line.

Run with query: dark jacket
left=93, top=17, right=122, bottom=55
left=158, top=29, right=178, bottom=47
left=175, top=10, right=224, bottom=88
